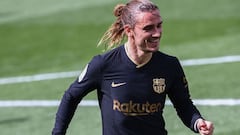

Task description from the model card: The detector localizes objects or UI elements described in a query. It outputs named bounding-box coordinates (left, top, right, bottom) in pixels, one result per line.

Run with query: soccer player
left=52, top=0, right=214, bottom=135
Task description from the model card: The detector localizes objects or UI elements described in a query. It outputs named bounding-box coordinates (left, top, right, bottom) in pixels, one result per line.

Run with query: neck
left=125, top=42, right=152, bottom=68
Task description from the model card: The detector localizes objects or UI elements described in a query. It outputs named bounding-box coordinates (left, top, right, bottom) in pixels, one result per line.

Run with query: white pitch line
left=0, top=55, right=240, bottom=85
left=0, top=100, right=97, bottom=107
left=0, top=99, right=240, bottom=107
left=180, top=55, right=240, bottom=66
left=0, top=71, right=80, bottom=85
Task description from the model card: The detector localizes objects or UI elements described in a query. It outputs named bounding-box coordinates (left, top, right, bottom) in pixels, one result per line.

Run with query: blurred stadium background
left=0, top=0, right=240, bottom=134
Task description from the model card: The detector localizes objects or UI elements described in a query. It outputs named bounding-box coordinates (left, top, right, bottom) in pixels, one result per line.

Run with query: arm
left=167, top=57, right=202, bottom=133
left=52, top=56, right=102, bottom=135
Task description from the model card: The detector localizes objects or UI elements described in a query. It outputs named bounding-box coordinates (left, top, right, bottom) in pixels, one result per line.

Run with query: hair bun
left=114, top=4, right=125, bottom=17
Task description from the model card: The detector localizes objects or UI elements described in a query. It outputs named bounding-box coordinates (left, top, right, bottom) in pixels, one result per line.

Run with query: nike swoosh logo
left=111, top=82, right=126, bottom=88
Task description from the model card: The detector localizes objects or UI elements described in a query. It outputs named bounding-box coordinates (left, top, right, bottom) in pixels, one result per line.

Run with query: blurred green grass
left=0, top=0, right=240, bottom=135
left=0, top=0, right=239, bottom=77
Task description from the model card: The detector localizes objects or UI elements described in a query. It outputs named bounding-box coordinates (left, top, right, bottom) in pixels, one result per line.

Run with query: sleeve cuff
left=194, top=118, right=200, bottom=132
left=194, top=118, right=205, bottom=133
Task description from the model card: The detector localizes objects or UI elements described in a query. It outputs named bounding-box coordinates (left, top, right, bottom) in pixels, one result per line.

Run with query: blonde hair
left=97, top=0, right=158, bottom=50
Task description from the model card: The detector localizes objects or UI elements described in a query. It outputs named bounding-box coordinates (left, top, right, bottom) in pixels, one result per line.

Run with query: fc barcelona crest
left=153, top=78, right=166, bottom=94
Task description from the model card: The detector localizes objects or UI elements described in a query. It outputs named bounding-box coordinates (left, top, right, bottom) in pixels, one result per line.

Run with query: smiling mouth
left=145, top=39, right=159, bottom=44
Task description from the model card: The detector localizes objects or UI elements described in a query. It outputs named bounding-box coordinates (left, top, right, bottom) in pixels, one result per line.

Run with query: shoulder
left=90, top=45, right=124, bottom=67
left=101, top=45, right=124, bottom=59
left=153, top=51, right=186, bottom=77
left=152, top=51, right=184, bottom=74
left=93, top=45, right=124, bottom=63
left=153, top=51, right=180, bottom=65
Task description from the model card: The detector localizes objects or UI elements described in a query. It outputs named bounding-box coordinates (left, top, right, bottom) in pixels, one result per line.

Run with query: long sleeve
left=167, top=58, right=202, bottom=133
left=52, top=85, right=82, bottom=135
left=52, top=55, right=102, bottom=135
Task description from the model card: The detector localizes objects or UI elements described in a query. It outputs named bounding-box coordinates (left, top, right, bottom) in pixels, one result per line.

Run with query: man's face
left=131, top=10, right=163, bottom=53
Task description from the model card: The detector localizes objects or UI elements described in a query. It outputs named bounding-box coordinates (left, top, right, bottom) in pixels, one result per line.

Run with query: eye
left=142, top=22, right=163, bottom=32
left=157, top=22, right=163, bottom=28
left=143, top=25, right=154, bottom=32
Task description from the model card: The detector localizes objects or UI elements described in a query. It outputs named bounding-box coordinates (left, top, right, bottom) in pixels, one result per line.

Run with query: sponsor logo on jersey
left=111, top=82, right=126, bottom=88
left=153, top=78, right=166, bottom=94
left=113, top=99, right=161, bottom=116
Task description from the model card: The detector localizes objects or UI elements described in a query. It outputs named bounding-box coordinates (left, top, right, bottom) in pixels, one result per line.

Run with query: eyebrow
left=142, top=20, right=163, bottom=29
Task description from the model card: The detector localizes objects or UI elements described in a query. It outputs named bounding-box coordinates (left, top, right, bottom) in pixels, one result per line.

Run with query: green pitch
left=0, top=0, right=240, bottom=134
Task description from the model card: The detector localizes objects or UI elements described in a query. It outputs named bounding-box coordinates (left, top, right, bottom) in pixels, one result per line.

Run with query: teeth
left=148, top=40, right=158, bottom=43
left=145, top=39, right=159, bottom=44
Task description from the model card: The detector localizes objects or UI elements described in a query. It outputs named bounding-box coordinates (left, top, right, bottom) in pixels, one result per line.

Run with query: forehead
left=135, top=10, right=162, bottom=26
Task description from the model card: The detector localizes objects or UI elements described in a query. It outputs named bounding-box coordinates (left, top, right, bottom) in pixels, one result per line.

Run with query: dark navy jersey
left=52, top=45, right=202, bottom=135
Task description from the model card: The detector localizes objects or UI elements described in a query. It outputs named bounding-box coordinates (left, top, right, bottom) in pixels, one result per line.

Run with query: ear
left=124, top=24, right=133, bottom=37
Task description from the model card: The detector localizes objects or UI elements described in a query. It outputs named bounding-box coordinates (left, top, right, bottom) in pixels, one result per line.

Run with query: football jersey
left=52, top=45, right=202, bottom=135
